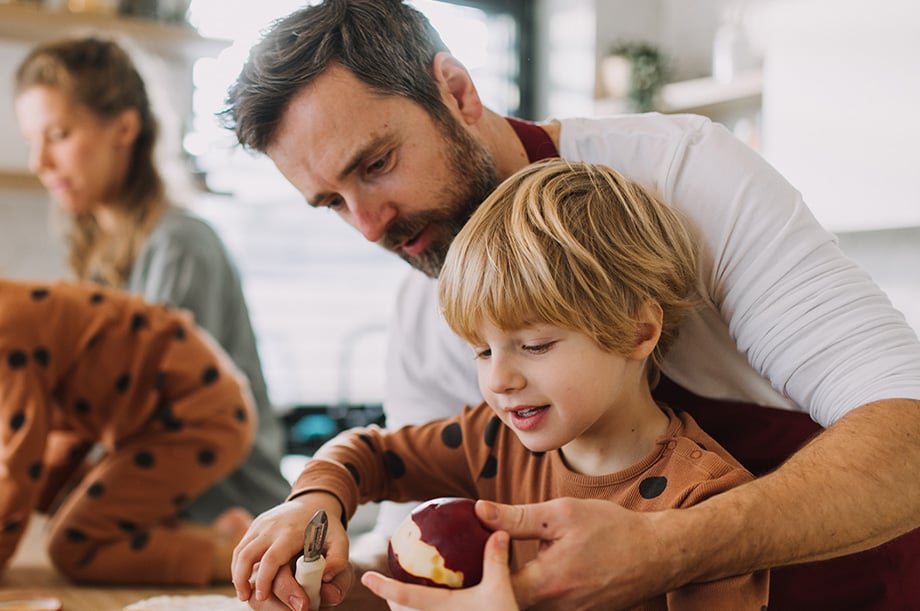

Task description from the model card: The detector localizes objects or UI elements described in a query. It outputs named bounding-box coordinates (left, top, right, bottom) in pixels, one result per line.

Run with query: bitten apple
left=387, top=497, right=492, bottom=589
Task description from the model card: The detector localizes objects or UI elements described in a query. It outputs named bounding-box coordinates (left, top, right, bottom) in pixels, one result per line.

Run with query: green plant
left=608, top=41, right=669, bottom=112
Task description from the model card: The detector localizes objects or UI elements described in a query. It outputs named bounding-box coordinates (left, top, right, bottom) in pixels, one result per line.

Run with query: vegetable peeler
left=295, top=509, right=328, bottom=611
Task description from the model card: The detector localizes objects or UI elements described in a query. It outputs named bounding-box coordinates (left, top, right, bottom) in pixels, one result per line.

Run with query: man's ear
left=113, top=108, right=141, bottom=148
left=432, top=51, right=483, bottom=125
left=629, top=300, right=663, bottom=361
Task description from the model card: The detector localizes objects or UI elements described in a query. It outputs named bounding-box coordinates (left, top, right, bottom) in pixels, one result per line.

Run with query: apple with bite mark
left=387, top=497, right=493, bottom=589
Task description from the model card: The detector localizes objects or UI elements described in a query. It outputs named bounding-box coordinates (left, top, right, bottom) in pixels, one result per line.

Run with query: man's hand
left=361, top=530, right=519, bottom=611
left=476, top=498, right=680, bottom=611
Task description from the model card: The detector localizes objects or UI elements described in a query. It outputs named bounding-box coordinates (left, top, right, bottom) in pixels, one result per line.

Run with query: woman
left=13, top=36, right=290, bottom=524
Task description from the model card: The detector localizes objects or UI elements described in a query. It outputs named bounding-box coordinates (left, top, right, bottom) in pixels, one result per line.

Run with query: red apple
left=387, top=497, right=492, bottom=589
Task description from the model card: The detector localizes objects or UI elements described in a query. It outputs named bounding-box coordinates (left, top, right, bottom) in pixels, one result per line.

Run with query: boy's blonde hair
left=439, top=159, right=698, bottom=377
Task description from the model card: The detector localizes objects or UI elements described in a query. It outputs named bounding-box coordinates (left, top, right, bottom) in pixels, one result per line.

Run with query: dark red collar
left=506, top=116, right=559, bottom=162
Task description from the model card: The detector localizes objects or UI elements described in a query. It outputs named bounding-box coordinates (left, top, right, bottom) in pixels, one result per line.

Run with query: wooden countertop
left=2, top=514, right=239, bottom=611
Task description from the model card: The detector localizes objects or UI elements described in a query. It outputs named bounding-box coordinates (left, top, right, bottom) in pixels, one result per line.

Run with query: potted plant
left=602, top=41, right=669, bottom=112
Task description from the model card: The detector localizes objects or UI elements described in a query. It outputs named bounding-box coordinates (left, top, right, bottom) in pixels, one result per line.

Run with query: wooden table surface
left=1, top=514, right=240, bottom=611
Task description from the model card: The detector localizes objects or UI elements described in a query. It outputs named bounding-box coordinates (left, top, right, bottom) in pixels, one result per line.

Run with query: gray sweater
left=129, top=205, right=289, bottom=521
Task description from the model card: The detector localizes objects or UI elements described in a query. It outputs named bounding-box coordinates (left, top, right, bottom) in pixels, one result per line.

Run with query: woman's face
left=15, top=85, right=136, bottom=214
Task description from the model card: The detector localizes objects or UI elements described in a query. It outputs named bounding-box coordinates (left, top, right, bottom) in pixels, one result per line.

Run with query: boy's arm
left=290, top=409, right=484, bottom=523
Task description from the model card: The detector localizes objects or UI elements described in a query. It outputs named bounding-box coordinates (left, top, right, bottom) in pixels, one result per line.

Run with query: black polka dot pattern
left=130, top=531, right=149, bottom=551
left=201, top=366, right=219, bottom=385
left=479, top=455, right=498, bottom=479
left=27, top=462, right=43, bottom=481
left=639, top=476, right=668, bottom=499
left=115, top=373, right=132, bottom=394
left=2, top=520, right=22, bottom=533
left=32, top=347, right=50, bottom=367
left=66, top=528, right=87, bottom=542
left=441, top=422, right=462, bottom=449
left=358, top=434, right=375, bottom=452
left=87, top=482, right=105, bottom=498
left=10, top=411, right=25, bottom=431
left=383, top=450, right=406, bottom=479
left=131, top=313, right=148, bottom=332
left=197, top=449, right=216, bottom=466
left=134, top=451, right=155, bottom=469
left=484, top=416, right=501, bottom=447
left=345, top=462, right=361, bottom=485
left=7, top=351, right=27, bottom=369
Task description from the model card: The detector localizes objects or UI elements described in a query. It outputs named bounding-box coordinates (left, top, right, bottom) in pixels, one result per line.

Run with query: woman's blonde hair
left=15, top=36, right=166, bottom=286
left=439, top=159, right=698, bottom=378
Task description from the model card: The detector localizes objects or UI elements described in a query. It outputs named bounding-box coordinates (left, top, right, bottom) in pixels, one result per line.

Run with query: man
left=222, top=1, right=920, bottom=609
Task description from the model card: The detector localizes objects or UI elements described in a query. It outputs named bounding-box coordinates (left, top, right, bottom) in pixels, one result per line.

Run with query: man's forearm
left=667, top=398, right=920, bottom=582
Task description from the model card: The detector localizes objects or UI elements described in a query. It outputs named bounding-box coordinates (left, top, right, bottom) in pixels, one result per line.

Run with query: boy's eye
left=524, top=342, right=554, bottom=354
left=473, top=347, right=492, bottom=360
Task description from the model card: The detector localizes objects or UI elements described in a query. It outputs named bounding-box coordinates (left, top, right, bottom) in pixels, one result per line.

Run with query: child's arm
left=231, top=490, right=346, bottom=608
left=291, top=409, right=486, bottom=521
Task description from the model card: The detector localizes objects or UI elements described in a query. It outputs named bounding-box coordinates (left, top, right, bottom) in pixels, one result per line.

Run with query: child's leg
left=45, top=390, right=253, bottom=586
left=36, top=430, right=94, bottom=514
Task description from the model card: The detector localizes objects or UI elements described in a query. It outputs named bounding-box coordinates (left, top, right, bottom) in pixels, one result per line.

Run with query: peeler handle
left=295, top=553, right=327, bottom=611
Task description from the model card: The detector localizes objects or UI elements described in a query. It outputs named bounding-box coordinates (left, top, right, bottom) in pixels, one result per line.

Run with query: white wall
left=759, top=0, right=920, bottom=232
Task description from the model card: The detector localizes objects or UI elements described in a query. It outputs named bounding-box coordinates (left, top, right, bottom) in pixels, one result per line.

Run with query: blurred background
left=1, top=0, right=917, bottom=445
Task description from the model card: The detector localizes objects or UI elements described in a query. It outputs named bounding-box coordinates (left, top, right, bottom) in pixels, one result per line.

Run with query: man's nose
left=350, top=199, right=398, bottom=243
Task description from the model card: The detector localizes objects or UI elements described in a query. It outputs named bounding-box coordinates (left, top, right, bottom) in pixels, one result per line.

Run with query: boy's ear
left=432, top=52, right=483, bottom=125
left=629, top=300, right=663, bottom=360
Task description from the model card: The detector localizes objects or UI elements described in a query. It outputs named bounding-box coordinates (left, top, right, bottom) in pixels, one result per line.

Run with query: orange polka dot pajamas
left=0, top=279, right=255, bottom=585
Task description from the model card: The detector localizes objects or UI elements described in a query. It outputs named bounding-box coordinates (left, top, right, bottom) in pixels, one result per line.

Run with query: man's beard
left=378, top=115, right=499, bottom=278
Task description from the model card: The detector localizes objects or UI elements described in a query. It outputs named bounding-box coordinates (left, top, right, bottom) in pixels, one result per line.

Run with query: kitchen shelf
left=595, top=68, right=763, bottom=116
left=0, top=3, right=229, bottom=61
left=0, top=169, right=41, bottom=190
left=657, top=69, right=763, bottom=113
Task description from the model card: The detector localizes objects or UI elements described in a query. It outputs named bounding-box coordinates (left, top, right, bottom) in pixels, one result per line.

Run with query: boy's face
left=472, top=319, right=651, bottom=458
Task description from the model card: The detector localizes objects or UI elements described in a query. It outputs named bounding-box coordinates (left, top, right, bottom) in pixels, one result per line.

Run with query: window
left=182, top=1, right=528, bottom=410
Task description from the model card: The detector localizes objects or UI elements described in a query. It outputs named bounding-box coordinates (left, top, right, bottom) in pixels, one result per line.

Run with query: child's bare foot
left=211, top=507, right=253, bottom=582
left=215, top=507, right=253, bottom=542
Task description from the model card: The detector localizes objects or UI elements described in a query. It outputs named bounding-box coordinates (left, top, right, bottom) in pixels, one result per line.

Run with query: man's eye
left=367, top=152, right=390, bottom=174
left=325, top=196, right=344, bottom=210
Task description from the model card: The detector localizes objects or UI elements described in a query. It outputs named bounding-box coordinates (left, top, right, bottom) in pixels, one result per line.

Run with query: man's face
left=267, top=65, right=498, bottom=277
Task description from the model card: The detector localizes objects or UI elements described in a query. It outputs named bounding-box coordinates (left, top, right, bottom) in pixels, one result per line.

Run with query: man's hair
left=439, top=159, right=699, bottom=376
left=222, top=0, right=451, bottom=152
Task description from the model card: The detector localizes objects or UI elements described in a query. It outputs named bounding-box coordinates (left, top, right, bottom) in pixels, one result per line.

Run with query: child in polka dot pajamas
left=232, top=160, right=770, bottom=610
left=0, top=279, right=255, bottom=586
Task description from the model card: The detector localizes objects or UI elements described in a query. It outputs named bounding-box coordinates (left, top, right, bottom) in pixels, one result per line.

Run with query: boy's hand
left=360, top=530, right=518, bottom=611
left=231, top=492, right=352, bottom=610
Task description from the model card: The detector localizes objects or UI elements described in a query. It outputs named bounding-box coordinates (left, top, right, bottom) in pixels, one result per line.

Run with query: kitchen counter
left=2, top=514, right=239, bottom=611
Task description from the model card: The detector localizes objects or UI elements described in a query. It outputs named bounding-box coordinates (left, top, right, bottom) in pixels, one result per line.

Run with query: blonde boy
left=233, top=160, right=769, bottom=610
